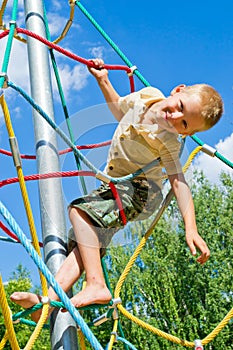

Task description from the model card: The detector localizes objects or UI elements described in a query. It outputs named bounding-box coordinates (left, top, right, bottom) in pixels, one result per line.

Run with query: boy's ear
left=170, top=84, right=186, bottom=96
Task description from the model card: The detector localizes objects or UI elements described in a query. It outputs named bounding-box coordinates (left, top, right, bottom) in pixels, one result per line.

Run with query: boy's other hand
left=186, top=231, right=210, bottom=265
left=88, top=58, right=108, bottom=80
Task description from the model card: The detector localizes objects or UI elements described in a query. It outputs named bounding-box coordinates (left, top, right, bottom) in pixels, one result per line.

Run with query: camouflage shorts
left=68, top=178, right=162, bottom=250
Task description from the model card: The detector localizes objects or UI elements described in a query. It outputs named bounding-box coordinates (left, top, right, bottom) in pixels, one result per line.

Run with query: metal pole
left=23, top=1, right=78, bottom=349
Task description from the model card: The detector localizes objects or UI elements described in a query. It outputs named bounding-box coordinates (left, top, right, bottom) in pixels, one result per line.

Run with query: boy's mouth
left=164, top=112, right=173, bottom=129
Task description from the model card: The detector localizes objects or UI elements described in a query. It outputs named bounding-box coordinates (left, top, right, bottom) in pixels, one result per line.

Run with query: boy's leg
left=10, top=245, right=84, bottom=322
left=10, top=206, right=112, bottom=319
left=68, top=207, right=112, bottom=308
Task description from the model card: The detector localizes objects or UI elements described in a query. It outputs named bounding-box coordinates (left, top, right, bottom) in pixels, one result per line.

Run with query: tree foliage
left=0, top=265, right=50, bottom=349
left=94, top=171, right=233, bottom=349
left=0, top=172, right=232, bottom=349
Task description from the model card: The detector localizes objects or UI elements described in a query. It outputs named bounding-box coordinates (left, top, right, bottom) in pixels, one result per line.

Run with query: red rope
left=0, top=148, right=36, bottom=159
left=0, top=221, right=43, bottom=247
left=129, top=75, right=135, bottom=93
left=0, top=31, right=9, bottom=40
left=15, top=28, right=135, bottom=92
left=109, top=182, right=127, bottom=226
left=0, top=170, right=96, bottom=188
left=0, top=220, right=19, bottom=242
left=1, top=171, right=128, bottom=226
left=0, top=28, right=130, bottom=226
left=0, top=29, right=135, bottom=91
left=0, top=140, right=111, bottom=159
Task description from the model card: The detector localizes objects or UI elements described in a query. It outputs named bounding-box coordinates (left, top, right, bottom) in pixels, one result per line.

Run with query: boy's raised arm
left=88, top=58, right=124, bottom=121
left=168, top=172, right=210, bottom=265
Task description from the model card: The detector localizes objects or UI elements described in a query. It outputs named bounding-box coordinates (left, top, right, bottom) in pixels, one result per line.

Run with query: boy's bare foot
left=64, top=284, right=112, bottom=310
left=10, top=292, right=50, bottom=323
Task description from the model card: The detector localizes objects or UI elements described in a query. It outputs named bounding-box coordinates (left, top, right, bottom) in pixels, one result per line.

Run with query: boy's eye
left=179, top=100, right=184, bottom=111
left=182, top=120, right=188, bottom=129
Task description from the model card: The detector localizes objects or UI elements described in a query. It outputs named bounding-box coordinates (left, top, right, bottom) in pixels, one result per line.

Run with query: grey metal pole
left=23, top=1, right=78, bottom=349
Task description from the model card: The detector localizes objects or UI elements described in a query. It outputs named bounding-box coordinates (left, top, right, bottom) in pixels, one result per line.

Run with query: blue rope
left=105, top=337, right=138, bottom=350
left=7, top=81, right=161, bottom=183
left=117, top=338, right=138, bottom=350
left=0, top=200, right=104, bottom=350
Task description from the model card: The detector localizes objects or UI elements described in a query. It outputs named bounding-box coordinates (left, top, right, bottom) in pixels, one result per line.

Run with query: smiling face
left=148, top=85, right=206, bottom=136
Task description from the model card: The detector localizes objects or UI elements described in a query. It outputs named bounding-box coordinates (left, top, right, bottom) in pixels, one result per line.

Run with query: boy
left=10, top=58, right=223, bottom=320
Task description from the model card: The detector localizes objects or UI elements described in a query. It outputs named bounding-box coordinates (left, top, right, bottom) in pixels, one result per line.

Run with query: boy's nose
left=173, top=111, right=183, bottom=118
left=167, top=111, right=183, bottom=120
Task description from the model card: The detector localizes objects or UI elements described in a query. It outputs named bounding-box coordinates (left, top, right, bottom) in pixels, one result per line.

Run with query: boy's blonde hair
left=183, top=84, right=223, bottom=130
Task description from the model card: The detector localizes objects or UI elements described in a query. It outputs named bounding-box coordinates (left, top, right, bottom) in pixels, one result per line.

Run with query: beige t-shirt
left=105, top=87, right=182, bottom=188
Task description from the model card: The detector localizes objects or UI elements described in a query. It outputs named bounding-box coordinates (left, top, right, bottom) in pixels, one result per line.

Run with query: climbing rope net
left=0, top=1, right=233, bottom=349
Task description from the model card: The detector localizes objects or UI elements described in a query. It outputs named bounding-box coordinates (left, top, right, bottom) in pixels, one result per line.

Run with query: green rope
left=43, top=3, right=88, bottom=194
left=0, top=0, right=18, bottom=88
left=12, top=300, right=113, bottom=323
left=101, top=257, right=113, bottom=295
left=76, top=1, right=233, bottom=174
left=75, top=1, right=150, bottom=87
left=191, top=135, right=233, bottom=169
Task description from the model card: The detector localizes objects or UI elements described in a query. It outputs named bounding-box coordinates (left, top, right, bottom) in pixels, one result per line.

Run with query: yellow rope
left=53, top=0, right=76, bottom=44
left=115, top=236, right=148, bottom=298
left=201, top=306, right=233, bottom=345
left=1, top=0, right=75, bottom=44
left=0, top=0, right=27, bottom=42
left=114, top=187, right=175, bottom=298
left=0, top=94, right=49, bottom=348
left=112, top=145, right=233, bottom=348
left=78, top=328, right=87, bottom=350
left=118, top=304, right=194, bottom=347
left=0, top=95, right=47, bottom=289
left=0, top=330, right=8, bottom=350
left=0, top=274, right=20, bottom=350
left=0, top=0, right=8, bottom=29
left=115, top=146, right=203, bottom=297
left=108, top=319, right=118, bottom=350
left=13, top=34, right=27, bottom=43
left=24, top=304, right=49, bottom=350
left=0, top=2, right=206, bottom=348
left=182, top=145, right=202, bottom=173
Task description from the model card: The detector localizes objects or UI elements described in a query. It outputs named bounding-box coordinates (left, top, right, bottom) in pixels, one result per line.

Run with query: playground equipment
left=0, top=1, right=233, bottom=349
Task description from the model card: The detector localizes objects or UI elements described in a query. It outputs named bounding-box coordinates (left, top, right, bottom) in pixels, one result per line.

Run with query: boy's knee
left=68, top=206, right=80, bottom=220
left=69, top=206, right=89, bottom=223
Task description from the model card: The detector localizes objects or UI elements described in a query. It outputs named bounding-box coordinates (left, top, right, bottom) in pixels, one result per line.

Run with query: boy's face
left=149, top=86, right=206, bottom=135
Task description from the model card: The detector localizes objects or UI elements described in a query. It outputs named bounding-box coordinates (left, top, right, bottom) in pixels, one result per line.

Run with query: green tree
left=90, top=171, right=233, bottom=349
left=0, top=264, right=50, bottom=349
left=1, top=172, right=232, bottom=350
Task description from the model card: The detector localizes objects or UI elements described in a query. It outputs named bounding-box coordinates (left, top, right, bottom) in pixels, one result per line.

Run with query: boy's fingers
left=190, top=246, right=196, bottom=256
left=186, top=236, right=210, bottom=264
left=89, top=58, right=104, bottom=68
left=195, top=245, right=210, bottom=264
left=186, top=237, right=196, bottom=256
left=197, top=251, right=210, bottom=264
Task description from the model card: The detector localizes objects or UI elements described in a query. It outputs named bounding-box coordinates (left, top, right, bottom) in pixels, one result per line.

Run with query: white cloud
left=51, top=0, right=62, bottom=11
left=193, top=133, right=233, bottom=183
left=52, top=63, right=89, bottom=100
left=0, top=37, right=29, bottom=91
left=88, top=46, right=105, bottom=58
left=6, top=0, right=23, bottom=8
left=47, top=13, right=73, bottom=37
left=0, top=34, right=90, bottom=112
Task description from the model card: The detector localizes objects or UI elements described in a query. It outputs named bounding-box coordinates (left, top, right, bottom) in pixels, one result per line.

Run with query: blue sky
left=0, top=0, right=232, bottom=285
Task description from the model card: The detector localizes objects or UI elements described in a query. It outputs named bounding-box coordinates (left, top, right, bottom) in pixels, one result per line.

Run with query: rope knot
left=0, top=73, right=9, bottom=89
left=127, top=65, right=137, bottom=77
left=194, top=339, right=203, bottom=350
